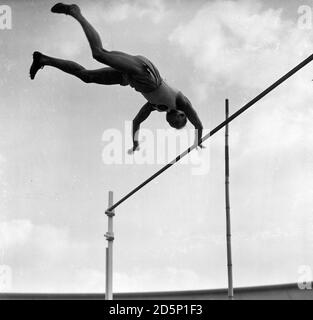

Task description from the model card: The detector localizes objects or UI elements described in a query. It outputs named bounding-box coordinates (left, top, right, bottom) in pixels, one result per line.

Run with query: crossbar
left=108, top=53, right=313, bottom=212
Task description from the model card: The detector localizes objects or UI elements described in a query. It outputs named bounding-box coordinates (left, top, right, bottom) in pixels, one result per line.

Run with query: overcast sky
left=1, top=0, right=313, bottom=293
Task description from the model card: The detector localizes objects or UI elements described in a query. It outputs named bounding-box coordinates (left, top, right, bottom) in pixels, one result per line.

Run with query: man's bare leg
left=51, top=3, right=144, bottom=74
left=30, top=51, right=126, bottom=85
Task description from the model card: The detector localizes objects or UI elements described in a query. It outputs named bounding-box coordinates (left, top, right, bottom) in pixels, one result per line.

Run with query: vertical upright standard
left=105, top=191, right=115, bottom=300
left=225, top=99, right=234, bottom=299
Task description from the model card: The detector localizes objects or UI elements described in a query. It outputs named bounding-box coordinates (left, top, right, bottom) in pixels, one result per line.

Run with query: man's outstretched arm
left=129, top=102, right=154, bottom=153
left=177, top=94, right=204, bottom=148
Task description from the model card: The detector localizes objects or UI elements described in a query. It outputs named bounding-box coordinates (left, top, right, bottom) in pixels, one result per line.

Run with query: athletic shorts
left=121, top=55, right=163, bottom=94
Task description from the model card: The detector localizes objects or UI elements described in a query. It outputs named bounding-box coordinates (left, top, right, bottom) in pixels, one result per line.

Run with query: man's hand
left=128, top=144, right=140, bottom=154
left=196, top=144, right=206, bottom=150
left=176, top=93, right=204, bottom=150
left=194, top=126, right=204, bottom=150
left=130, top=103, right=154, bottom=155
left=194, top=140, right=205, bottom=150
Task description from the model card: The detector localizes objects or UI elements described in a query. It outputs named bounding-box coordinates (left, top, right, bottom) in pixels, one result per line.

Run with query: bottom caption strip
left=104, top=303, right=208, bottom=318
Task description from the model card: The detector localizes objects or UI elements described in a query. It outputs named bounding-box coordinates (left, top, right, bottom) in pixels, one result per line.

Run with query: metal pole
left=225, top=99, right=234, bottom=300
left=105, top=191, right=114, bottom=300
left=108, top=53, right=313, bottom=212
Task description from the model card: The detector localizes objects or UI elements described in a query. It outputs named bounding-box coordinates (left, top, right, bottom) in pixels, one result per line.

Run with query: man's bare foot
left=51, top=3, right=80, bottom=16
left=29, top=52, right=44, bottom=80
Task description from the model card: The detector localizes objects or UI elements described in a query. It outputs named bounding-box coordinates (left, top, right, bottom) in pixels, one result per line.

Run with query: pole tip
left=105, top=210, right=115, bottom=217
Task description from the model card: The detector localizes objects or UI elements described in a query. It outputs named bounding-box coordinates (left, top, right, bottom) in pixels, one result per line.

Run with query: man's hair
left=166, top=110, right=187, bottom=130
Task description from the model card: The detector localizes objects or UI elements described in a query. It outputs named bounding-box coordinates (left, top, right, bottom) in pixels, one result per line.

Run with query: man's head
left=166, top=110, right=187, bottom=130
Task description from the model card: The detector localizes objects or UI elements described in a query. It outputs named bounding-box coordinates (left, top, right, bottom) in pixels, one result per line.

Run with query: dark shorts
left=121, top=56, right=163, bottom=93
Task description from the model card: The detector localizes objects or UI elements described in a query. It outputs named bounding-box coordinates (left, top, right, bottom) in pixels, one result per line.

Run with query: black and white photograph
left=0, top=0, right=313, bottom=304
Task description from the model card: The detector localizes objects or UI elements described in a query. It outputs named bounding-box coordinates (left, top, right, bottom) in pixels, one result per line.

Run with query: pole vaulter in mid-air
left=29, top=3, right=204, bottom=154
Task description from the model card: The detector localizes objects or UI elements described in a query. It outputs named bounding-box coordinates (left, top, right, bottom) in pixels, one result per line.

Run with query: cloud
left=0, top=220, right=72, bottom=259
left=74, top=268, right=105, bottom=292
left=42, top=29, right=85, bottom=59
left=57, top=42, right=84, bottom=58
left=166, top=1, right=313, bottom=289
left=0, top=219, right=205, bottom=292
left=115, top=267, right=201, bottom=292
left=169, top=0, right=313, bottom=90
left=170, top=0, right=313, bottom=157
left=0, top=154, right=8, bottom=220
left=0, top=154, right=6, bottom=164
left=0, top=219, right=100, bottom=292
left=84, top=0, right=167, bottom=24
left=41, top=0, right=168, bottom=59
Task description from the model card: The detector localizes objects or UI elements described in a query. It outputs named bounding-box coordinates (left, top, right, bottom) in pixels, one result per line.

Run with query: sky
left=0, top=0, right=313, bottom=293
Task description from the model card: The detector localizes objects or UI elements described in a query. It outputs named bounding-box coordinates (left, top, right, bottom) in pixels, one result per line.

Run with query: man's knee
left=79, top=71, right=93, bottom=83
left=92, top=47, right=106, bottom=62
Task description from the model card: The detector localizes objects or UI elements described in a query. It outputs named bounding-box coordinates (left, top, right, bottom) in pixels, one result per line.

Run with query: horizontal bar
left=108, top=53, right=313, bottom=212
